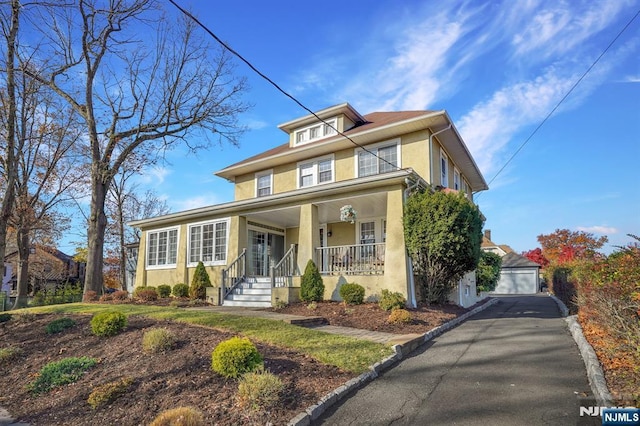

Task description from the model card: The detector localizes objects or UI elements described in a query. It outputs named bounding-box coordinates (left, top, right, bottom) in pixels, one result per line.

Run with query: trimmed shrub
left=236, top=367, right=284, bottom=412
left=87, top=377, right=134, bottom=409
left=0, top=346, right=22, bottom=365
left=112, top=290, right=129, bottom=301
left=83, top=290, right=98, bottom=302
left=172, top=283, right=189, bottom=298
left=190, top=262, right=212, bottom=300
left=149, top=407, right=205, bottom=426
left=134, top=286, right=158, bottom=302
left=0, top=313, right=11, bottom=323
left=143, top=328, right=176, bottom=354
left=378, top=289, right=406, bottom=311
left=388, top=308, right=412, bottom=324
left=211, top=337, right=263, bottom=379
left=300, top=260, right=324, bottom=302
left=157, top=284, right=172, bottom=298
left=339, top=283, right=365, bottom=305
left=46, top=317, right=77, bottom=334
left=27, top=356, right=97, bottom=394
left=90, top=311, right=127, bottom=337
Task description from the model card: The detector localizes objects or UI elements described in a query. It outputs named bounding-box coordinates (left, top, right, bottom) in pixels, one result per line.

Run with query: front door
left=248, top=229, right=285, bottom=276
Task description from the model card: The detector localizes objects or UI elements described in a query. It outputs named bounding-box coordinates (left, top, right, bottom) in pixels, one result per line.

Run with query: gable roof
left=500, top=252, right=541, bottom=268
left=216, top=107, right=488, bottom=192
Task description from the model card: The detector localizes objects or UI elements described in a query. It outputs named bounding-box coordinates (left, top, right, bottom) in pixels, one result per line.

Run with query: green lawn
left=19, top=304, right=394, bottom=373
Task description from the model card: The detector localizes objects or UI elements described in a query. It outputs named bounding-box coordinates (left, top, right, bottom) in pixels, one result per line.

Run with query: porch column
left=298, top=203, right=319, bottom=271
left=385, top=188, right=409, bottom=296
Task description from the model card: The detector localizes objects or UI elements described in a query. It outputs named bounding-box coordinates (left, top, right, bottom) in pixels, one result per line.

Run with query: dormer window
left=294, top=118, right=338, bottom=146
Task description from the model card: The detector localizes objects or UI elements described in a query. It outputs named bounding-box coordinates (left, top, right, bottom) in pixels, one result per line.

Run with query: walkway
left=314, top=295, right=597, bottom=426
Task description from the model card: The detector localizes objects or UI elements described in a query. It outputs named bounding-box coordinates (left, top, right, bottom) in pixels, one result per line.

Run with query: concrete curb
left=287, top=297, right=500, bottom=426
left=565, top=315, right=613, bottom=408
left=548, top=293, right=613, bottom=407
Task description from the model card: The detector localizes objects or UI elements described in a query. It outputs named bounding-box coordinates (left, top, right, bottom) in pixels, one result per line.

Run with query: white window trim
left=296, top=155, right=335, bottom=189
left=440, top=150, right=449, bottom=187
left=255, top=170, right=273, bottom=197
left=355, top=217, right=387, bottom=244
left=187, top=218, right=231, bottom=267
left=293, top=118, right=338, bottom=146
left=354, top=138, right=401, bottom=178
left=453, top=167, right=461, bottom=191
left=146, top=226, right=179, bottom=270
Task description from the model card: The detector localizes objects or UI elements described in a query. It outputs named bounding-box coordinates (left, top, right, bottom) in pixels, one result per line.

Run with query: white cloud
left=173, top=193, right=224, bottom=211
left=138, top=166, right=170, bottom=186
left=576, top=226, right=619, bottom=234
left=622, top=75, right=640, bottom=83
left=244, top=118, right=269, bottom=130
left=458, top=67, right=579, bottom=175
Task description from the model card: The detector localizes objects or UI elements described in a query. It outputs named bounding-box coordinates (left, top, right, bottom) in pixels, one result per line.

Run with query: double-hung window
left=356, top=141, right=399, bottom=177
left=256, top=171, right=272, bottom=197
left=188, top=219, right=229, bottom=266
left=454, top=168, right=460, bottom=191
left=297, top=156, right=334, bottom=188
left=440, top=150, right=449, bottom=187
left=147, top=227, right=178, bottom=268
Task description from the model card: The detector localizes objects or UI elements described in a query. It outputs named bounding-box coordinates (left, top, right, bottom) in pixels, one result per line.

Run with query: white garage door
left=492, top=268, right=537, bottom=294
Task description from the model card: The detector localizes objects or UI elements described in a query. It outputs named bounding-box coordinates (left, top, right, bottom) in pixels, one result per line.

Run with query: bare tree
left=105, top=154, right=169, bottom=288
left=20, top=1, right=249, bottom=295
left=6, top=69, right=86, bottom=308
left=0, top=0, right=20, bottom=296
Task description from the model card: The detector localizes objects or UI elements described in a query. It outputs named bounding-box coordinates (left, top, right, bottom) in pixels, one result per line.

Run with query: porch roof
left=128, top=169, right=417, bottom=229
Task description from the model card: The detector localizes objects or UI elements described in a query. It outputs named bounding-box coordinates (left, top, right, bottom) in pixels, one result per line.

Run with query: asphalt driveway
left=315, top=295, right=596, bottom=425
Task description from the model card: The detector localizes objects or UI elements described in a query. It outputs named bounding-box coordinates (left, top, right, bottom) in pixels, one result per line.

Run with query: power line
left=479, top=6, right=640, bottom=196
left=167, top=0, right=404, bottom=173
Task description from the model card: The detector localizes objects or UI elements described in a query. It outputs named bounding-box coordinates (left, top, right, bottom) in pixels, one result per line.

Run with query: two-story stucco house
left=129, top=103, right=488, bottom=308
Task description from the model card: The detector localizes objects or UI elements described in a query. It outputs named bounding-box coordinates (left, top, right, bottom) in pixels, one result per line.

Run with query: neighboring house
left=129, top=103, right=488, bottom=307
left=4, top=246, right=85, bottom=294
left=491, top=252, right=541, bottom=294
left=481, top=230, right=514, bottom=257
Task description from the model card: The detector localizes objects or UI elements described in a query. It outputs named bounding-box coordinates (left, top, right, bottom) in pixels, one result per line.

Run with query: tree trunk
left=83, top=165, right=109, bottom=296
left=12, top=227, right=30, bottom=309
left=0, top=0, right=20, bottom=302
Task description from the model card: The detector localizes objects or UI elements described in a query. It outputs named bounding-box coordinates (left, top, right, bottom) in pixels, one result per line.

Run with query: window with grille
left=147, top=228, right=178, bottom=268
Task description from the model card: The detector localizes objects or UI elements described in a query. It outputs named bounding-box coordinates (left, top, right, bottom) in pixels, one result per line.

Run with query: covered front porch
left=221, top=177, right=413, bottom=306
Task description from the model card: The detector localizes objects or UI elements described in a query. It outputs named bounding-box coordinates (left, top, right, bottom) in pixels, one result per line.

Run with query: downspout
left=429, top=124, right=452, bottom=185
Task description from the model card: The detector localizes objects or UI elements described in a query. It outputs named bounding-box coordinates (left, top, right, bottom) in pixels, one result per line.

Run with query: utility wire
left=479, top=6, right=640, bottom=196
left=167, top=0, right=404, bottom=173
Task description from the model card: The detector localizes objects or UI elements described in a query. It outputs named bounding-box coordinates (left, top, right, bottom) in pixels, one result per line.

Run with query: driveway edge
left=287, top=297, right=500, bottom=426
left=548, top=293, right=613, bottom=407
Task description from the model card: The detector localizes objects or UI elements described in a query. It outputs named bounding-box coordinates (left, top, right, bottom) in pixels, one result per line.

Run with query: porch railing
left=221, top=248, right=247, bottom=302
left=271, top=244, right=297, bottom=288
left=316, top=243, right=386, bottom=275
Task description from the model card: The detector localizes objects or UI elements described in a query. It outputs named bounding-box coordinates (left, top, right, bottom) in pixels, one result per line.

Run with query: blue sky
left=62, top=0, right=640, bottom=254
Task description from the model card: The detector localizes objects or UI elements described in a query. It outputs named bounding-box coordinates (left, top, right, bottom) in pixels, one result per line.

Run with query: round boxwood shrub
left=378, top=289, right=407, bottom=311
left=149, top=407, right=205, bottom=426
left=46, top=317, right=76, bottom=334
left=211, top=337, right=263, bottom=379
left=300, top=260, right=324, bottom=302
left=156, top=284, right=172, bottom=298
left=339, top=283, right=365, bottom=305
left=90, top=311, right=127, bottom=337
left=172, top=283, right=189, bottom=298
left=388, top=308, right=412, bottom=324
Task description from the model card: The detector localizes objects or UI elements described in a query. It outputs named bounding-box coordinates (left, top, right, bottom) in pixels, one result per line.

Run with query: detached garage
left=491, top=252, right=540, bottom=294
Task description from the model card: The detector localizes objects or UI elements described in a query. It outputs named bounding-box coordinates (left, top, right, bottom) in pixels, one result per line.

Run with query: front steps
left=222, top=277, right=272, bottom=308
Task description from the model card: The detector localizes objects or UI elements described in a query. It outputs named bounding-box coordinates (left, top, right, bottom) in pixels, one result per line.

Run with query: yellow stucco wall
left=400, top=130, right=430, bottom=179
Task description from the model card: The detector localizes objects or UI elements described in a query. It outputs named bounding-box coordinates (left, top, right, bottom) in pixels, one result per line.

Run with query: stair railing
left=271, top=244, right=297, bottom=288
left=221, top=248, right=247, bottom=303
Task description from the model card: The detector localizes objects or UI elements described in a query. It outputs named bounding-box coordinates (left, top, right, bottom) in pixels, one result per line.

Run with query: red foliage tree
left=537, top=229, right=608, bottom=264
left=521, top=248, right=549, bottom=267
